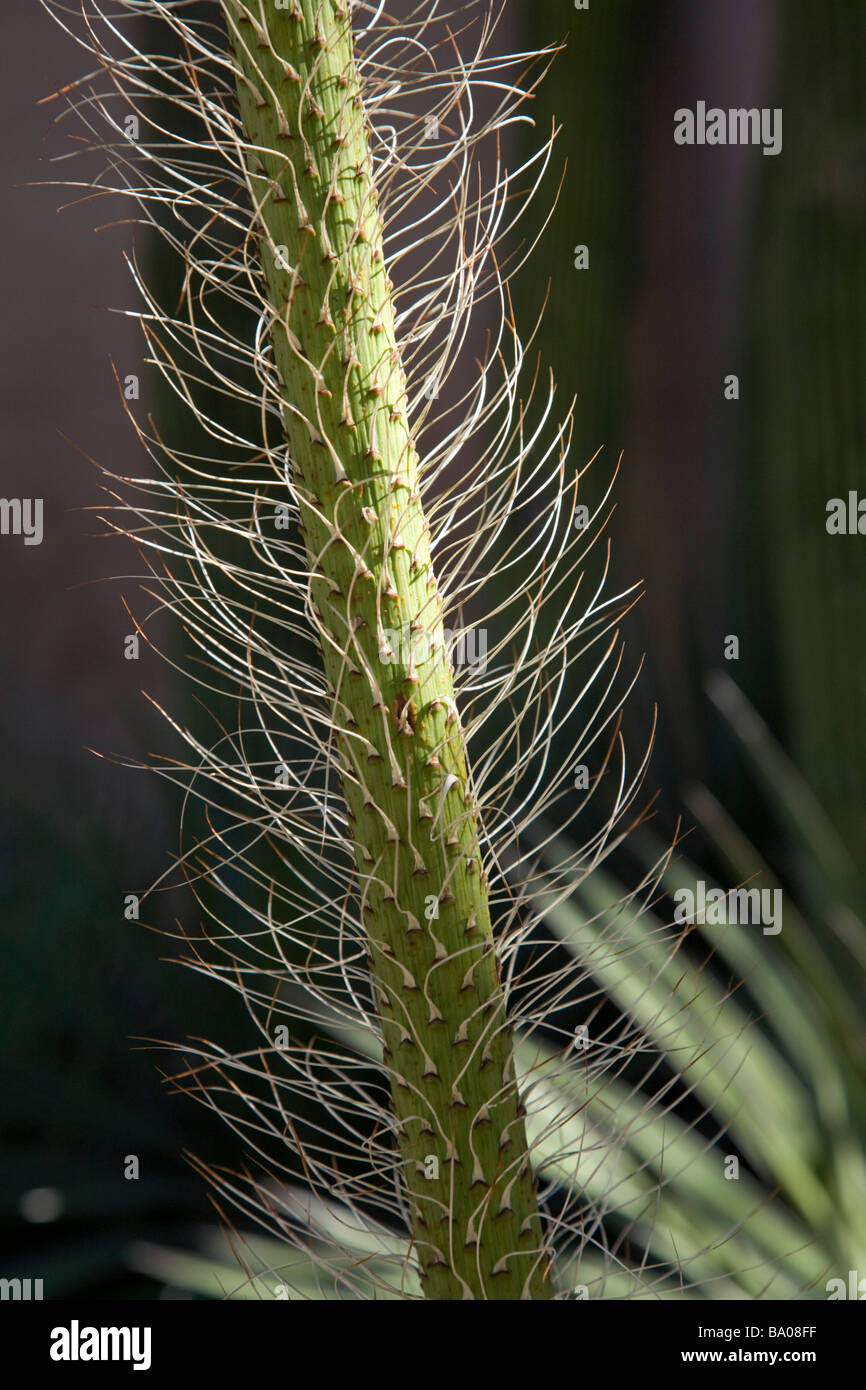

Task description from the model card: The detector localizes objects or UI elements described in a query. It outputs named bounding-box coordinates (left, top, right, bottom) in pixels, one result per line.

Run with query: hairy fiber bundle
left=40, top=0, right=703, bottom=1301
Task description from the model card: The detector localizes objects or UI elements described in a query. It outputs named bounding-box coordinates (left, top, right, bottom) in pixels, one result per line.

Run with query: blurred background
left=1, top=0, right=863, bottom=1297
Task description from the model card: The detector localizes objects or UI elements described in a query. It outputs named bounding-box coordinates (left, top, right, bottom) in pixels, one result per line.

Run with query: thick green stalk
left=222, top=0, right=551, bottom=1298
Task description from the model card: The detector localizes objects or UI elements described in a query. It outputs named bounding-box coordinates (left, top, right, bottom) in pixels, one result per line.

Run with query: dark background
left=2, top=0, right=863, bottom=1296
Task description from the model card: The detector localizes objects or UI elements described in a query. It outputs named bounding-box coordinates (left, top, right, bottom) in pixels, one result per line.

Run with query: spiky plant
left=124, top=676, right=866, bottom=1302
left=43, top=0, right=665, bottom=1299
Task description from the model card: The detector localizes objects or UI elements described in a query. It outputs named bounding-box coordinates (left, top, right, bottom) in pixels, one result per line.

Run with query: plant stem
left=221, top=0, right=552, bottom=1299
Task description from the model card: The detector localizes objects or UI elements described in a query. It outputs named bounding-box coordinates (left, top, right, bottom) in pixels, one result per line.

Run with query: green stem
left=221, top=0, right=552, bottom=1299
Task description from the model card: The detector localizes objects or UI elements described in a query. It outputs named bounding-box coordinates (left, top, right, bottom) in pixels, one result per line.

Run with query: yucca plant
left=124, top=677, right=866, bottom=1301
left=43, top=0, right=807, bottom=1301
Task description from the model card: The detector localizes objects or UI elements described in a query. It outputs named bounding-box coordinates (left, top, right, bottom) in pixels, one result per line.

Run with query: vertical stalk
left=222, top=0, right=552, bottom=1298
